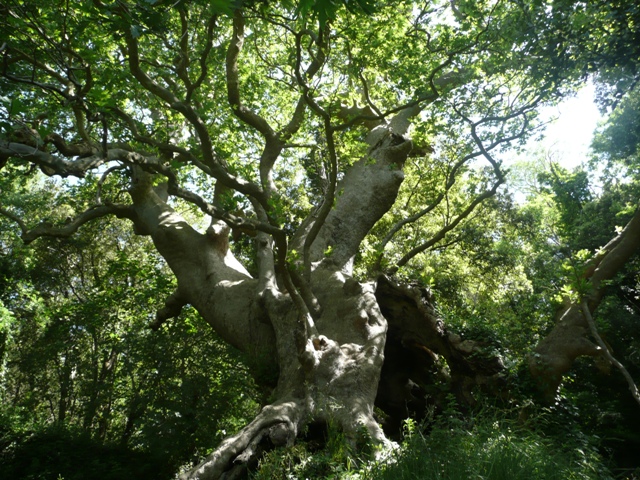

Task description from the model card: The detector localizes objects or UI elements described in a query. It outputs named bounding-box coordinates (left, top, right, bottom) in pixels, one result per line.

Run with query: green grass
left=253, top=409, right=613, bottom=480
left=376, top=417, right=611, bottom=480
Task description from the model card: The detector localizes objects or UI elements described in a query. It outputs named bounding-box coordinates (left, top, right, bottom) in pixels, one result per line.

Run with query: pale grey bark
left=170, top=118, right=505, bottom=477
left=179, top=269, right=393, bottom=480
left=292, top=124, right=412, bottom=276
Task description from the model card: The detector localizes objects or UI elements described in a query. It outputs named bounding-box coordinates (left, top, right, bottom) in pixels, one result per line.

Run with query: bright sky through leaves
left=535, top=83, right=601, bottom=168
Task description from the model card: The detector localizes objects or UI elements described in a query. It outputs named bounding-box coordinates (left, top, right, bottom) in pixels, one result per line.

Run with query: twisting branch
left=292, top=27, right=339, bottom=282
left=581, top=301, right=640, bottom=407
left=227, top=19, right=332, bottom=342
left=188, top=13, right=218, bottom=102
left=393, top=176, right=504, bottom=270
left=374, top=150, right=483, bottom=270
left=45, top=133, right=98, bottom=157
left=123, top=25, right=265, bottom=204
left=1, top=63, right=74, bottom=106
left=357, top=68, right=383, bottom=118
left=3, top=46, right=71, bottom=86
left=333, top=5, right=503, bottom=135
left=0, top=204, right=136, bottom=244
left=166, top=180, right=284, bottom=239
left=96, top=165, right=127, bottom=205
left=0, top=141, right=106, bottom=177
left=175, top=8, right=193, bottom=91
left=226, top=10, right=275, bottom=139
left=0, top=207, right=28, bottom=232
left=150, top=289, right=188, bottom=330
left=124, top=29, right=205, bottom=144
left=331, top=41, right=477, bottom=134
left=108, top=107, right=214, bottom=176
left=279, top=24, right=327, bottom=138
left=265, top=22, right=328, bottom=197
left=390, top=100, right=528, bottom=270
left=2, top=41, right=96, bottom=144
left=330, top=64, right=467, bottom=135
left=279, top=98, right=308, bottom=142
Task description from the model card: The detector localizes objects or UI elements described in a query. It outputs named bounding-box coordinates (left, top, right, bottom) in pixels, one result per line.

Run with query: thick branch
left=149, top=288, right=188, bottom=330
left=295, top=134, right=412, bottom=276
left=109, top=106, right=214, bottom=177
left=331, top=60, right=470, bottom=135
left=181, top=400, right=304, bottom=480
left=45, top=133, right=99, bottom=157
left=589, top=205, right=640, bottom=297
left=530, top=206, right=640, bottom=402
left=376, top=275, right=505, bottom=409
left=0, top=141, right=106, bottom=177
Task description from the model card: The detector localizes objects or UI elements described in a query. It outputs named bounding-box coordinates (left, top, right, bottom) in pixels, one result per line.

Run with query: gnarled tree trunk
left=127, top=123, right=410, bottom=479
left=121, top=124, right=506, bottom=479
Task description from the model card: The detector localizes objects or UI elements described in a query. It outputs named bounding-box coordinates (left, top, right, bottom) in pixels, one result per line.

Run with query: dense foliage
left=1, top=0, right=639, bottom=478
left=0, top=170, right=261, bottom=477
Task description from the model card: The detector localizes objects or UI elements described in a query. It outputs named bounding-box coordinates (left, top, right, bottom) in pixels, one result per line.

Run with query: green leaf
left=130, top=24, right=143, bottom=39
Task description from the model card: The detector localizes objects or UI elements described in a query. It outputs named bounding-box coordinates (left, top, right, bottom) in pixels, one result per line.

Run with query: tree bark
left=162, top=125, right=410, bottom=479
left=114, top=126, right=506, bottom=479
left=530, top=206, right=640, bottom=403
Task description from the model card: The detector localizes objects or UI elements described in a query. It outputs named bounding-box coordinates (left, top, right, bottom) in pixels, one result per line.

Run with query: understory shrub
left=253, top=406, right=613, bottom=480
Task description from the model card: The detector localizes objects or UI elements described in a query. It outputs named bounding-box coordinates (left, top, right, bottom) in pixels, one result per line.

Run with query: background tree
left=523, top=0, right=640, bottom=403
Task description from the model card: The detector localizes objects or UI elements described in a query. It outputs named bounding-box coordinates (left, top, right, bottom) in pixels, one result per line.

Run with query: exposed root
left=180, top=391, right=394, bottom=480
left=180, top=400, right=305, bottom=480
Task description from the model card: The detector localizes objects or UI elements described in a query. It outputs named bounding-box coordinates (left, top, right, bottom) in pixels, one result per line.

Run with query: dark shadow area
left=0, top=424, right=175, bottom=480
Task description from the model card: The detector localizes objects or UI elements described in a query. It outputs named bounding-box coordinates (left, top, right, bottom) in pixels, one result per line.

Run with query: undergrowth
left=252, top=404, right=613, bottom=480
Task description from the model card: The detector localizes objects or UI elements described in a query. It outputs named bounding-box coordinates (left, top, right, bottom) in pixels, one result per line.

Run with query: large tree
left=1, top=0, right=554, bottom=478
